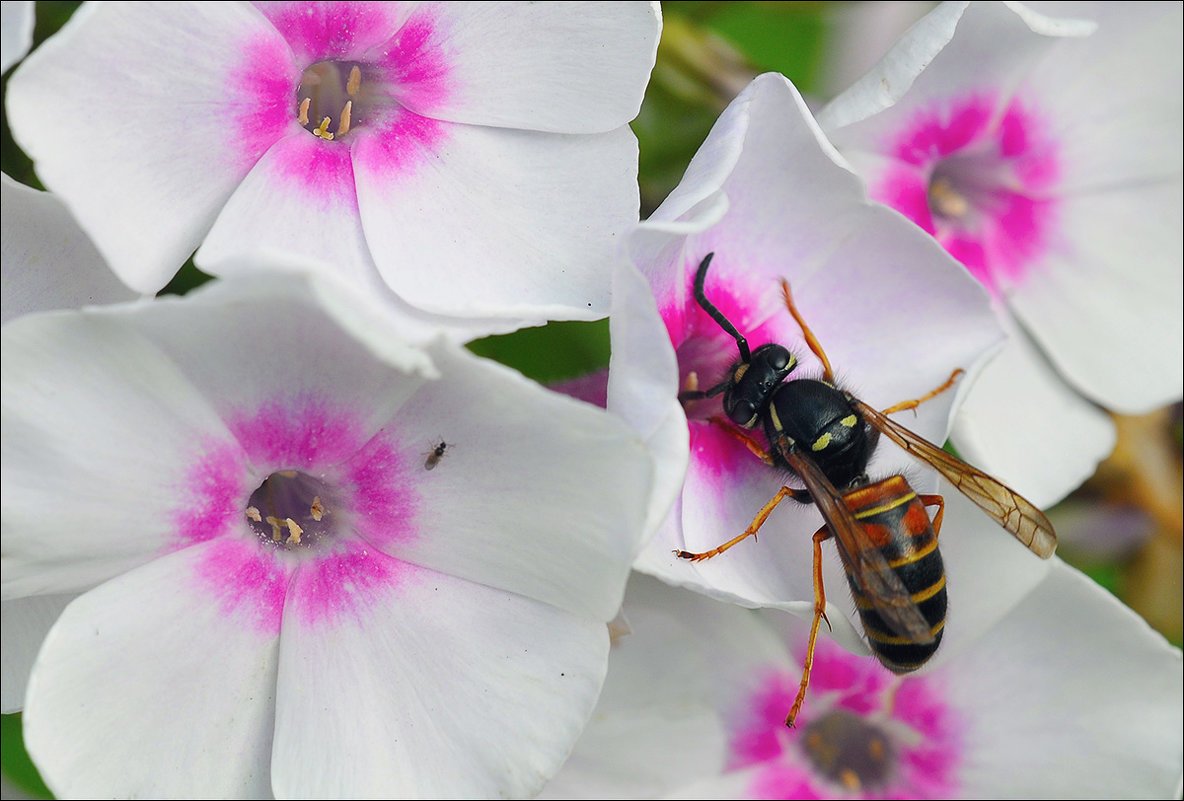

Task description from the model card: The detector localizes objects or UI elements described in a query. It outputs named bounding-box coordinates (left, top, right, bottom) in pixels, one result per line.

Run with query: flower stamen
left=800, top=710, right=896, bottom=791
left=247, top=471, right=338, bottom=550
left=295, top=60, right=374, bottom=142
left=928, top=175, right=969, bottom=219
left=313, top=116, right=335, bottom=141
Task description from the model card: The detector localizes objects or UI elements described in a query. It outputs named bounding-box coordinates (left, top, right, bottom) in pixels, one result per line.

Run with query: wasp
left=424, top=439, right=450, bottom=471
left=676, top=252, right=1056, bottom=727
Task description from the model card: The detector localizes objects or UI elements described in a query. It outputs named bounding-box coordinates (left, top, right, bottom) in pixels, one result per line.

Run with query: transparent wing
left=784, top=449, right=935, bottom=643
left=853, top=399, right=1057, bottom=559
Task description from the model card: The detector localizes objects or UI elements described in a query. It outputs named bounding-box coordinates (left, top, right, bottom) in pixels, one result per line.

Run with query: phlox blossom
left=1, top=269, right=655, bottom=797
left=819, top=1, right=1184, bottom=506
left=6, top=1, right=662, bottom=326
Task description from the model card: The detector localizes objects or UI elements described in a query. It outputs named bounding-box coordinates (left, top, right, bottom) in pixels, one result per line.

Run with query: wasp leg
left=707, top=415, right=777, bottom=466
left=786, top=526, right=832, bottom=728
left=780, top=278, right=835, bottom=384
left=675, top=484, right=802, bottom=561
left=881, top=368, right=964, bottom=415
left=919, top=494, right=946, bottom=537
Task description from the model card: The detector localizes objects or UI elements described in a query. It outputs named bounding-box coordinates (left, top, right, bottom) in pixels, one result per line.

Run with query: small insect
left=677, top=252, right=1056, bottom=727
left=423, top=439, right=450, bottom=471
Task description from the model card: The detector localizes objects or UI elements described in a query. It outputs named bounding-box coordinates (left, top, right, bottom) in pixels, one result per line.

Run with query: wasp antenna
left=694, top=253, right=752, bottom=364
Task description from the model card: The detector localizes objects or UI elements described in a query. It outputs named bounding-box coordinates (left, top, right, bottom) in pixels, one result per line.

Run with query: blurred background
left=2, top=3, right=1180, bottom=797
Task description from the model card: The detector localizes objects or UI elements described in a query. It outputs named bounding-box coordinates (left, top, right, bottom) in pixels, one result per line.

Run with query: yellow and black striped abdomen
left=842, top=476, right=947, bottom=674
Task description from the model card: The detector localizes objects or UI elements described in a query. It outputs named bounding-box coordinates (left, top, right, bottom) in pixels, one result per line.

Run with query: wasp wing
left=852, top=399, right=1056, bottom=559
left=783, top=448, right=935, bottom=644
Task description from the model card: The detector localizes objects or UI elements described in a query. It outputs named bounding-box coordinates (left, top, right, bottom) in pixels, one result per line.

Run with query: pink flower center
left=728, top=640, right=963, bottom=798
left=872, top=92, right=1061, bottom=295
left=175, top=396, right=422, bottom=633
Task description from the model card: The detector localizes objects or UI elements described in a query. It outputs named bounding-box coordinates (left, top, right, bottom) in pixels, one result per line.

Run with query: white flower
left=611, top=72, right=1049, bottom=657
left=5, top=1, right=661, bottom=325
left=546, top=506, right=1184, bottom=798
left=819, top=1, right=1184, bottom=506
left=0, top=0, right=33, bottom=73
left=1, top=270, right=654, bottom=797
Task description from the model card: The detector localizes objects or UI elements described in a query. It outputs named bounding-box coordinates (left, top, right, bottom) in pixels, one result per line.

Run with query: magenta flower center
left=872, top=92, right=1061, bottom=294
left=799, top=709, right=895, bottom=791
left=246, top=469, right=339, bottom=550
left=729, top=641, right=963, bottom=798
left=296, top=60, right=383, bottom=141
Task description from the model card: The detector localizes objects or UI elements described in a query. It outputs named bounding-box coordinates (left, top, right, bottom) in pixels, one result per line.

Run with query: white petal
left=0, top=594, right=74, bottom=713
left=1007, top=182, right=1184, bottom=414
left=23, top=544, right=281, bottom=799
left=0, top=0, right=34, bottom=73
left=376, top=339, right=653, bottom=623
left=116, top=271, right=437, bottom=438
left=385, top=1, right=660, bottom=133
left=354, top=122, right=640, bottom=319
left=1020, top=1, right=1183, bottom=192
left=196, top=131, right=379, bottom=293
left=817, top=1, right=969, bottom=131
left=2, top=311, right=237, bottom=598
left=952, top=309, right=1117, bottom=507
left=821, top=2, right=1093, bottom=141
left=273, top=560, right=609, bottom=798
left=607, top=259, right=690, bottom=546
left=944, top=559, right=1183, bottom=799
left=924, top=477, right=1054, bottom=663
left=542, top=576, right=737, bottom=799
left=1, top=175, right=137, bottom=325
left=5, top=1, right=290, bottom=291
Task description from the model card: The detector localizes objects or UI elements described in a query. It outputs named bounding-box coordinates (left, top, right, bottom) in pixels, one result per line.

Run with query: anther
left=346, top=65, right=362, bottom=97
left=297, top=97, right=311, bottom=126
left=929, top=176, right=969, bottom=218
left=338, top=100, right=353, bottom=137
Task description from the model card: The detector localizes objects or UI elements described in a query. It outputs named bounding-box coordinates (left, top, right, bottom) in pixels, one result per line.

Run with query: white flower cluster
left=1, top=2, right=1180, bottom=798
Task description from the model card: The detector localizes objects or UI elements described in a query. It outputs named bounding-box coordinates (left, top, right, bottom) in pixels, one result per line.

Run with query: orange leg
left=786, top=526, right=832, bottom=728
left=780, top=278, right=834, bottom=383
left=675, top=484, right=798, bottom=561
left=918, top=494, right=945, bottom=537
left=881, top=368, right=964, bottom=415
left=708, top=415, right=775, bottom=466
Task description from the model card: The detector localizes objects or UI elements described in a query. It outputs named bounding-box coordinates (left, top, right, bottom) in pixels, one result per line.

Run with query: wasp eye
left=727, top=397, right=760, bottom=428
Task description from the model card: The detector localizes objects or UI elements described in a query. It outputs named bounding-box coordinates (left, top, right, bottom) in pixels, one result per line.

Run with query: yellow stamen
left=346, top=65, right=362, bottom=97
left=313, top=116, right=335, bottom=140
left=297, top=97, right=311, bottom=126
left=245, top=506, right=262, bottom=522
left=266, top=515, right=284, bottom=541
left=310, top=496, right=324, bottom=522
left=929, top=176, right=969, bottom=218
left=286, top=518, right=303, bottom=544
left=338, top=100, right=352, bottom=137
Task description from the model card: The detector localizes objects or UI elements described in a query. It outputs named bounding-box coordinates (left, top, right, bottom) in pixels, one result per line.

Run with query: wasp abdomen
left=842, top=476, right=947, bottom=674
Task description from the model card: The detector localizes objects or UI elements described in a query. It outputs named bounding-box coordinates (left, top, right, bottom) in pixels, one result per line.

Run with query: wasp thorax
left=296, top=60, right=380, bottom=141
left=246, top=470, right=336, bottom=550
left=800, top=710, right=896, bottom=791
